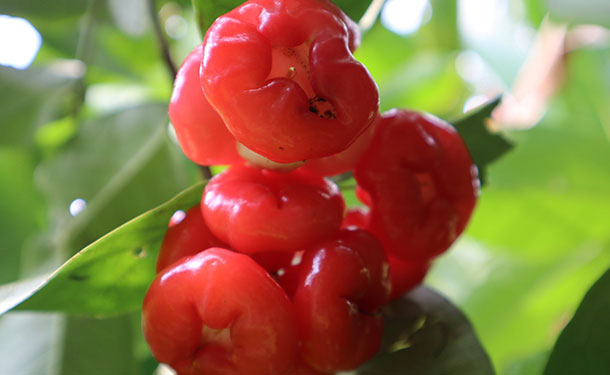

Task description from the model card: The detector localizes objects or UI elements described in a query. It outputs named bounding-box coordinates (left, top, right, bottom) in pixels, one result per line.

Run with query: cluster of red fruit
left=142, top=0, right=479, bottom=374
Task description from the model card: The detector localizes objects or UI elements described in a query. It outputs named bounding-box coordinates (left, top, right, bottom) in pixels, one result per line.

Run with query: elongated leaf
left=357, top=286, right=494, bottom=374
left=0, top=182, right=205, bottom=317
left=453, top=98, right=513, bottom=184
left=544, top=268, right=610, bottom=374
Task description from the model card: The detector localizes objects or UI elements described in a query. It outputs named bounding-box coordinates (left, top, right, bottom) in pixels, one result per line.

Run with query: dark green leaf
left=0, top=182, right=205, bottom=317
left=453, top=98, right=513, bottom=184
left=0, top=0, right=88, bottom=18
left=191, top=0, right=242, bottom=36
left=357, top=286, right=494, bottom=374
left=332, top=0, right=373, bottom=22
left=544, top=268, right=610, bottom=374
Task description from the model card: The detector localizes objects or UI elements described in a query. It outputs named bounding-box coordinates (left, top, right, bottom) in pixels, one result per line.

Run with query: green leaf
left=427, top=48, right=610, bottom=373
left=191, top=0, right=242, bottom=35
left=36, top=104, right=197, bottom=254
left=0, top=0, right=88, bottom=18
left=60, top=315, right=138, bottom=375
left=355, top=24, right=468, bottom=118
left=521, top=0, right=548, bottom=26
left=357, top=286, right=494, bottom=374
left=505, top=351, right=548, bottom=375
left=453, top=98, right=513, bottom=184
left=331, top=0, right=373, bottom=22
left=0, top=182, right=205, bottom=317
left=423, top=0, right=459, bottom=50
left=0, top=65, right=79, bottom=147
left=544, top=267, right=610, bottom=374
left=0, top=148, right=46, bottom=284
left=377, top=51, right=466, bottom=116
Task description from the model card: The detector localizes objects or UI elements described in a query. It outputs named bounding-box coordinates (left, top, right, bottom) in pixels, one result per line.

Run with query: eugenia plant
left=1, top=0, right=609, bottom=374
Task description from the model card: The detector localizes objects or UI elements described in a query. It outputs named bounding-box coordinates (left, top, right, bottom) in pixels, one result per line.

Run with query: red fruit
left=387, top=256, right=429, bottom=300
left=201, top=0, right=379, bottom=163
left=250, top=251, right=297, bottom=273
left=143, top=248, right=298, bottom=375
left=342, top=207, right=429, bottom=300
left=303, top=114, right=379, bottom=177
left=156, top=206, right=227, bottom=272
left=276, top=261, right=301, bottom=300
left=341, top=206, right=370, bottom=229
left=169, top=44, right=242, bottom=166
left=354, top=109, right=479, bottom=262
left=202, top=164, right=345, bottom=254
left=294, top=228, right=389, bottom=372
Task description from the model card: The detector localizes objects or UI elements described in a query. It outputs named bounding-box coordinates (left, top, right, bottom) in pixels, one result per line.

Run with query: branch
left=71, top=0, right=103, bottom=119
left=148, top=0, right=178, bottom=78
left=148, top=0, right=213, bottom=179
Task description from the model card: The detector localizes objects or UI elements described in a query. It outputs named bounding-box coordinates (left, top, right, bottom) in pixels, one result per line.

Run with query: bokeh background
left=1, top=0, right=609, bottom=374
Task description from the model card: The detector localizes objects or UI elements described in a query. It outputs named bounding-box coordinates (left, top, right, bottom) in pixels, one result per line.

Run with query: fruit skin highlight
left=200, top=0, right=379, bottom=163
left=145, top=1, right=483, bottom=373
left=343, top=207, right=430, bottom=301
left=355, top=109, right=479, bottom=262
left=169, top=45, right=241, bottom=166
left=201, top=164, right=345, bottom=254
left=293, top=228, right=390, bottom=372
left=155, top=206, right=227, bottom=273
left=142, top=248, right=298, bottom=375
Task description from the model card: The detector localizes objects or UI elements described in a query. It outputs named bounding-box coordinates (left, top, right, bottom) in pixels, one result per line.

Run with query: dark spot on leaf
left=69, top=273, right=88, bottom=282
left=133, top=248, right=147, bottom=258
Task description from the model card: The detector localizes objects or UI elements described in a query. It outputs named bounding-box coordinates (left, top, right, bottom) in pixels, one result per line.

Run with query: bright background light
left=381, top=0, right=432, bottom=36
left=69, top=198, right=88, bottom=217
left=0, top=15, right=42, bottom=70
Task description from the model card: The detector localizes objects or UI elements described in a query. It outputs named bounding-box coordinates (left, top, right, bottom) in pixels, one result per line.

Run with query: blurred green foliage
left=0, top=0, right=609, bottom=374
